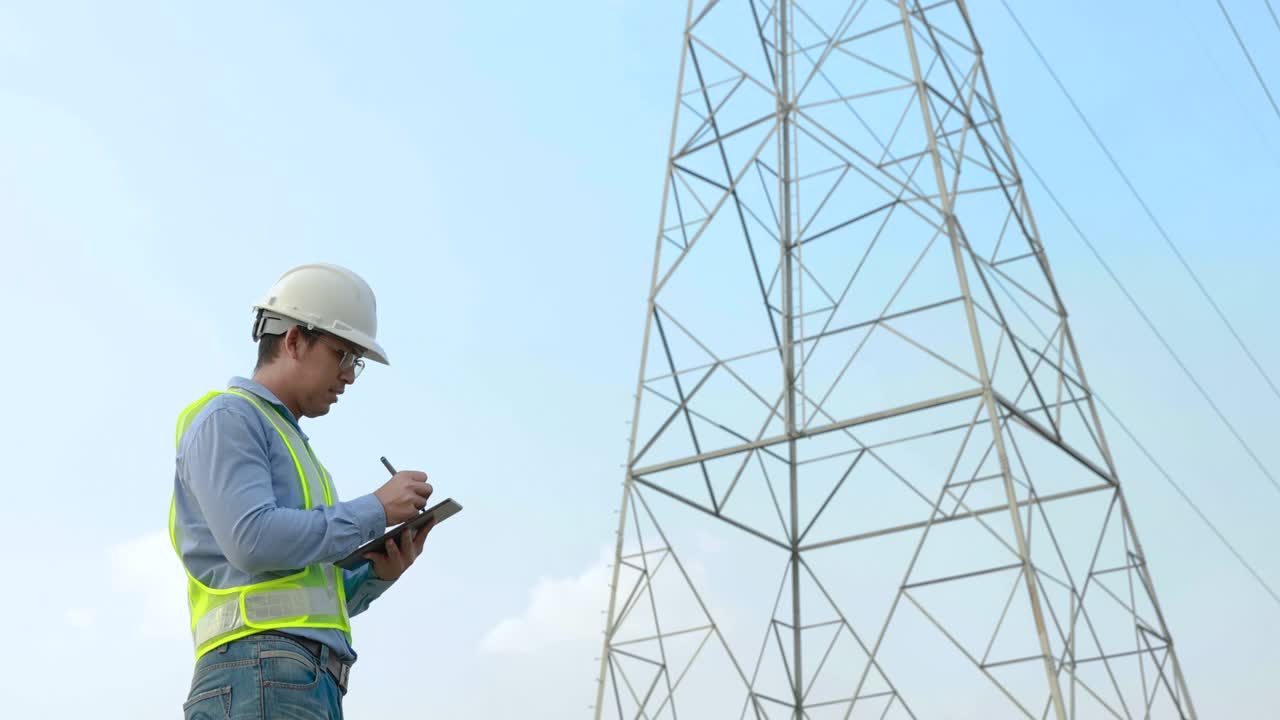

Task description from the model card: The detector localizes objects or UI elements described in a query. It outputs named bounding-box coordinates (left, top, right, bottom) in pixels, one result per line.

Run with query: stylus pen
left=381, top=456, right=427, bottom=519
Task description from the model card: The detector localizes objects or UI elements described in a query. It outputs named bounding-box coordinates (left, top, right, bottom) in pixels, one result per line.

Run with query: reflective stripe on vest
left=170, top=389, right=352, bottom=659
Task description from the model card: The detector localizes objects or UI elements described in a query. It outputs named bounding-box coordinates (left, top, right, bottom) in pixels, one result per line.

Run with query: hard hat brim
left=253, top=308, right=389, bottom=365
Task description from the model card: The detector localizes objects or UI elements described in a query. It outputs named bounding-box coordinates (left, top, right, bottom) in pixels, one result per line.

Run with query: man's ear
left=283, top=326, right=304, bottom=361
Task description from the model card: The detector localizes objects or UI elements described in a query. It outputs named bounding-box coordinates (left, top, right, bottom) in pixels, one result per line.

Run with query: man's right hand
left=373, top=470, right=432, bottom=525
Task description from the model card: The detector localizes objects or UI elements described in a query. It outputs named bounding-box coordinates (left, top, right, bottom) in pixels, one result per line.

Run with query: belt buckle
left=336, top=661, right=351, bottom=692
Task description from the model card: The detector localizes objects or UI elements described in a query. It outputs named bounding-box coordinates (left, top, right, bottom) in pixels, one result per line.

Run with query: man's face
left=292, top=329, right=364, bottom=418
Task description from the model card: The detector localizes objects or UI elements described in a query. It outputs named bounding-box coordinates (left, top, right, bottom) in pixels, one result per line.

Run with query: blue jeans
left=183, top=634, right=345, bottom=719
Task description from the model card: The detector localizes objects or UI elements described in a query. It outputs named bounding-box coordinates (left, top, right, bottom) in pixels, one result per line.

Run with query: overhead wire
left=1171, top=0, right=1280, bottom=168
left=1091, top=393, right=1280, bottom=607
left=1209, top=0, right=1280, bottom=123
left=996, top=0, right=1280, bottom=499
left=1011, top=140, right=1280, bottom=499
left=983, top=224, right=1280, bottom=608
left=998, top=0, right=1280, bottom=410
left=985, top=150, right=1280, bottom=606
left=885, top=0, right=1280, bottom=610
left=887, top=0, right=1280, bottom=605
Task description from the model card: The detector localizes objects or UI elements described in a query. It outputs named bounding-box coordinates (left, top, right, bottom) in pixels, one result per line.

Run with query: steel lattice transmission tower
left=595, top=1, right=1195, bottom=718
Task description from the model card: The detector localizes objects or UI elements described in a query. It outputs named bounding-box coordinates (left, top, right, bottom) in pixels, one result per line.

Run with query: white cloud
left=49, top=530, right=186, bottom=639
left=107, top=530, right=189, bottom=641
left=480, top=546, right=613, bottom=656
left=64, top=607, right=96, bottom=629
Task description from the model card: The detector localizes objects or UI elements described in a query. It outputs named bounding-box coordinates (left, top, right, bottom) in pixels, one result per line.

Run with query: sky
left=0, top=1, right=1278, bottom=717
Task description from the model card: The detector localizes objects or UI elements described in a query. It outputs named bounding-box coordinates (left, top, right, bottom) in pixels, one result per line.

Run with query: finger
left=386, top=537, right=402, bottom=560
left=413, top=523, right=430, bottom=553
left=364, top=554, right=391, bottom=581
left=411, top=483, right=433, bottom=498
left=400, top=528, right=415, bottom=555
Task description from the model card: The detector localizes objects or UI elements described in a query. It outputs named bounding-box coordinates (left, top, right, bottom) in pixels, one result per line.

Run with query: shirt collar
left=228, top=376, right=309, bottom=442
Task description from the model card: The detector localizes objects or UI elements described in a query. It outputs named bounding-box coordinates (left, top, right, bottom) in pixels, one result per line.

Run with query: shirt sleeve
left=342, top=563, right=396, bottom=617
left=181, top=406, right=388, bottom=575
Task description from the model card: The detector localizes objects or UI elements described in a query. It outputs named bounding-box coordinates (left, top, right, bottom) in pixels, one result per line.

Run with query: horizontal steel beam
left=631, top=388, right=984, bottom=477
left=799, top=482, right=1114, bottom=552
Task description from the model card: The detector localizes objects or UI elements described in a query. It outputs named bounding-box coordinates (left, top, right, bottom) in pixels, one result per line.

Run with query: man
left=172, top=263, right=433, bottom=719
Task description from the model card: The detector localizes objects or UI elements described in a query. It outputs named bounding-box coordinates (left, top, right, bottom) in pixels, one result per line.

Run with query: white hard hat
left=251, top=263, right=389, bottom=365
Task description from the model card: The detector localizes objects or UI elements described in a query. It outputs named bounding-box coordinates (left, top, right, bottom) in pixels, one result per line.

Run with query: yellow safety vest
left=169, top=388, right=352, bottom=659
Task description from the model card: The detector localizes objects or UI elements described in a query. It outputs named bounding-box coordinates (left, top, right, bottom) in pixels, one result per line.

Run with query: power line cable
left=975, top=174, right=1280, bottom=607
left=1092, top=393, right=1280, bottom=607
left=916, top=3, right=1279, bottom=599
left=1171, top=0, right=1280, bottom=168
left=984, top=250, right=1280, bottom=609
left=1011, top=141, right=1280, bottom=498
left=998, top=0, right=1280, bottom=412
left=1209, top=0, right=1280, bottom=122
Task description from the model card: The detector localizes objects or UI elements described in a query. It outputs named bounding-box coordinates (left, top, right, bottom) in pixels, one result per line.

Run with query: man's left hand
left=365, top=518, right=434, bottom=581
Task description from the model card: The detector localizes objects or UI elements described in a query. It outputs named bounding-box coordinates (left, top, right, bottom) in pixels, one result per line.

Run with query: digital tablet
left=335, top=498, right=463, bottom=570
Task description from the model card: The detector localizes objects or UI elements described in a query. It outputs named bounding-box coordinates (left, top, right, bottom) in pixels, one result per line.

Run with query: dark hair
left=255, top=325, right=321, bottom=371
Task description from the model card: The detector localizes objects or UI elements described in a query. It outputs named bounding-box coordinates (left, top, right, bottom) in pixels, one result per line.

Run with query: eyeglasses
left=316, top=336, right=366, bottom=379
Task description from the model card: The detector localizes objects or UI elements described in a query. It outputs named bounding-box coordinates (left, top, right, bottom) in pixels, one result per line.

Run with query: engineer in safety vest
left=171, top=263, right=435, bottom=719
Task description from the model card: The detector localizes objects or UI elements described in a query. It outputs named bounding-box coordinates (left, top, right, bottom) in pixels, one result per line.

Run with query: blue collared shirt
left=173, top=377, right=391, bottom=662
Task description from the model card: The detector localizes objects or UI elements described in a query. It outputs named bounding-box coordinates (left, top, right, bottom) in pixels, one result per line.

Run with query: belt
left=256, top=630, right=352, bottom=694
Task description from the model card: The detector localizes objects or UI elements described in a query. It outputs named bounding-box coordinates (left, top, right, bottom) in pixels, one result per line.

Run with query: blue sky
left=0, top=1, right=1277, bottom=717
